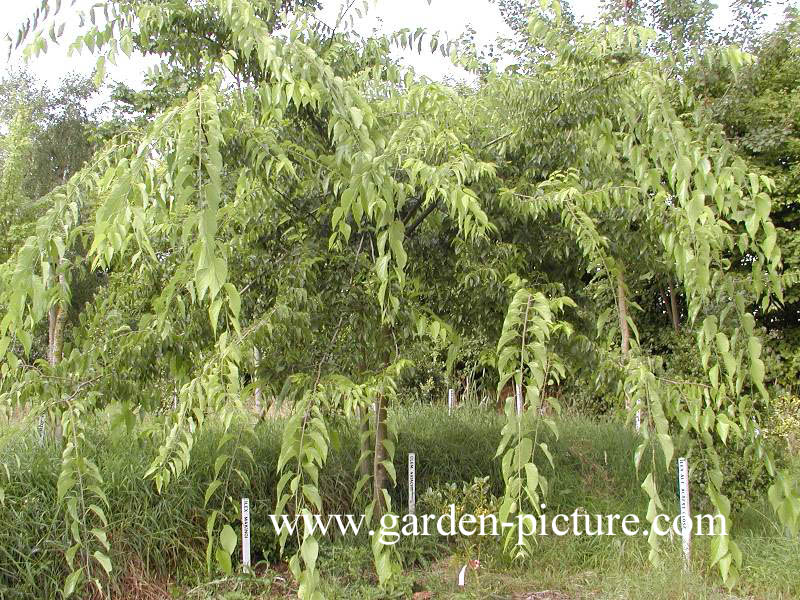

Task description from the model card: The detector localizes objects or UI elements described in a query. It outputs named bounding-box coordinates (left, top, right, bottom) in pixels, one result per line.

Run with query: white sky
left=0, top=0, right=792, bottom=90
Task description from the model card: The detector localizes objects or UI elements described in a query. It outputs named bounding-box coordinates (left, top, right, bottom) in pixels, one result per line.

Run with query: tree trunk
left=253, top=347, right=262, bottom=415
left=48, top=272, right=67, bottom=366
left=48, top=271, right=67, bottom=445
left=356, top=351, right=372, bottom=482
left=617, top=270, right=631, bottom=412
left=49, top=305, right=66, bottom=364
left=372, top=394, right=388, bottom=521
left=357, top=405, right=372, bottom=480
left=617, top=271, right=630, bottom=357
left=47, top=306, right=56, bottom=364
left=669, top=281, right=680, bottom=333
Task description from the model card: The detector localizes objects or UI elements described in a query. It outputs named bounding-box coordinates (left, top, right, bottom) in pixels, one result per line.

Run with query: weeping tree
left=478, top=6, right=799, bottom=581
left=0, top=0, right=798, bottom=597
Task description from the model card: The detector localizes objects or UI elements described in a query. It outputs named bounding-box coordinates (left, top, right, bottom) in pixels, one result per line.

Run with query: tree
left=0, top=103, right=36, bottom=263
left=598, top=0, right=784, bottom=50
left=0, top=70, right=99, bottom=402
left=1, top=0, right=798, bottom=596
left=691, top=9, right=800, bottom=389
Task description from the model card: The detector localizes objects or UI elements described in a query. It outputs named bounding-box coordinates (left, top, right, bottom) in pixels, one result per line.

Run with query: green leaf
left=716, top=417, right=730, bottom=444
left=539, top=442, right=554, bottom=469
left=750, top=358, right=765, bottom=385
left=516, top=437, right=533, bottom=465
left=657, top=433, right=674, bottom=469
left=57, top=473, right=75, bottom=504
left=302, top=484, right=323, bottom=510
left=687, top=193, right=703, bottom=225
left=350, top=107, right=363, bottom=129
left=710, top=533, right=729, bottom=566
left=215, top=545, right=232, bottom=575
left=62, top=568, right=83, bottom=598
left=709, top=364, right=719, bottom=389
left=93, top=550, right=112, bottom=574
left=634, top=442, right=647, bottom=470
left=524, top=462, right=539, bottom=494
left=641, top=472, right=657, bottom=498
left=209, top=297, right=223, bottom=332
left=220, top=524, right=237, bottom=555
left=93, top=55, right=106, bottom=86
left=204, top=480, right=222, bottom=507
left=388, top=221, right=407, bottom=270
left=381, top=459, right=397, bottom=484
left=91, top=528, right=109, bottom=550
left=301, top=534, right=319, bottom=572
left=224, top=283, right=241, bottom=318
left=214, top=454, right=229, bottom=479
left=754, top=193, right=770, bottom=221
left=65, top=543, right=80, bottom=570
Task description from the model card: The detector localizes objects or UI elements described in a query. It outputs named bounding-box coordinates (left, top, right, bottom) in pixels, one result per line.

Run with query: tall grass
left=0, top=405, right=794, bottom=598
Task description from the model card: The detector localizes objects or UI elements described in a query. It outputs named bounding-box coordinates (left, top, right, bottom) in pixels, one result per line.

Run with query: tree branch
left=406, top=201, right=439, bottom=239
left=400, top=196, right=424, bottom=225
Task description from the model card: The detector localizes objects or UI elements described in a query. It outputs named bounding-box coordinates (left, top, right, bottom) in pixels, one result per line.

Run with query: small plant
left=417, top=477, right=501, bottom=576
left=251, top=521, right=282, bottom=564
left=395, top=347, right=447, bottom=406
left=418, top=476, right=500, bottom=526
left=689, top=437, right=778, bottom=514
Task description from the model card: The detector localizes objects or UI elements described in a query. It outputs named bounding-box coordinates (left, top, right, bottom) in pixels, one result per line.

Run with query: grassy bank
left=0, top=406, right=796, bottom=598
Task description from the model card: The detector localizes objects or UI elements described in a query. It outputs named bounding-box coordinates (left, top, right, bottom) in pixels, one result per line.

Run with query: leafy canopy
left=0, top=0, right=798, bottom=596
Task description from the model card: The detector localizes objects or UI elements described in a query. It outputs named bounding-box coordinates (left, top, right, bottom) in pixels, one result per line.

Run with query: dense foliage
left=1, top=0, right=799, bottom=597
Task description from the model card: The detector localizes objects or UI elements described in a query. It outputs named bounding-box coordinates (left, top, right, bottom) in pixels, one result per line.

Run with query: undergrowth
left=0, top=405, right=795, bottom=598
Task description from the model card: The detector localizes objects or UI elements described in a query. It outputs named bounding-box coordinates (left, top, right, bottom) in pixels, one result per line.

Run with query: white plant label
left=457, top=563, right=468, bottom=587
left=448, top=388, right=455, bottom=415
left=37, top=414, right=46, bottom=446
left=677, top=457, right=691, bottom=566
left=408, top=453, right=416, bottom=515
left=241, top=497, right=251, bottom=571
left=634, top=399, right=641, bottom=433
left=515, top=383, right=523, bottom=416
